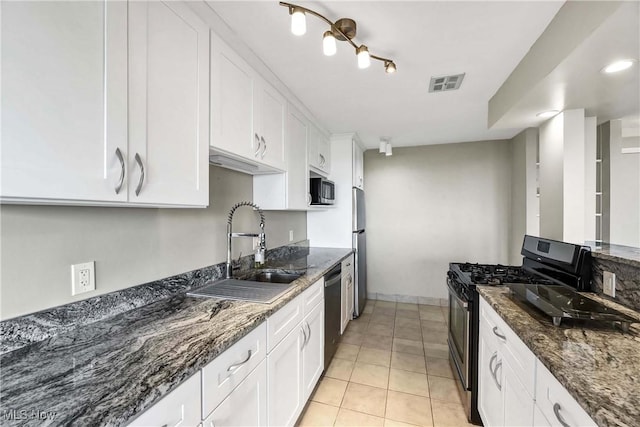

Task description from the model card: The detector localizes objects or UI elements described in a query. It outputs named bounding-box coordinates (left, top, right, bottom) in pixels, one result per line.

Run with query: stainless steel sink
left=237, top=271, right=302, bottom=284
left=187, top=270, right=303, bottom=304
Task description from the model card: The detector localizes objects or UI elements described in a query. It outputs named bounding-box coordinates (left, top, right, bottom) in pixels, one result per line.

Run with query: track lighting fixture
left=379, top=138, right=392, bottom=156
left=281, top=2, right=396, bottom=74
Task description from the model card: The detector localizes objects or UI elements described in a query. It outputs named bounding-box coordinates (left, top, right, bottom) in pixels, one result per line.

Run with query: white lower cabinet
left=130, top=279, right=326, bottom=427
left=203, top=360, right=268, bottom=427
left=267, top=279, right=324, bottom=426
left=128, top=373, right=201, bottom=427
left=535, top=362, right=597, bottom=427
left=479, top=296, right=597, bottom=427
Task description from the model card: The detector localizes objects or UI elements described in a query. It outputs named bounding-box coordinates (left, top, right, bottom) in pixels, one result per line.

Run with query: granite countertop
left=478, top=286, right=640, bottom=427
left=0, top=247, right=352, bottom=427
left=587, top=242, right=640, bottom=268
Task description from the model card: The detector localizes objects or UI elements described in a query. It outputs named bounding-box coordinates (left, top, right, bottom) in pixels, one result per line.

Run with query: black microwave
left=310, top=177, right=335, bottom=205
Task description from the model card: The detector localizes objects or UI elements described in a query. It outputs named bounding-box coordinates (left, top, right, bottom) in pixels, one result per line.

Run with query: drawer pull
left=227, top=350, right=252, bottom=372
left=301, top=325, right=308, bottom=349
left=553, top=403, right=571, bottom=427
left=305, top=322, right=312, bottom=344
left=492, top=326, right=506, bottom=341
left=489, top=352, right=502, bottom=391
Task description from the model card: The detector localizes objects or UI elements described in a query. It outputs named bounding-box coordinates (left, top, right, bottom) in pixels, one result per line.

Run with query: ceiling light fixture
left=602, top=59, right=636, bottom=74
left=281, top=2, right=396, bottom=74
left=536, top=110, right=560, bottom=118
left=323, top=31, right=336, bottom=56
left=379, top=138, right=387, bottom=153
left=290, top=6, right=306, bottom=36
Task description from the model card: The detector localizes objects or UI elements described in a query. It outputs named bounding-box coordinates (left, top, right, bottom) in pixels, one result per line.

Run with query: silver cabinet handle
left=260, top=136, right=266, bottom=159
left=227, top=349, right=252, bottom=372
left=305, top=322, right=311, bottom=345
left=134, top=153, right=145, bottom=196
left=492, top=326, right=506, bottom=341
left=493, top=360, right=502, bottom=390
left=301, top=326, right=307, bottom=349
left=489, top=352, right=502, bottom=391
left=254, top=133, right=261, bottom=157
left=553, top=403, right=571, bottom=427
left=115, top=148, right=125, bottom=194
left=319, top=154, right=325, bottom=167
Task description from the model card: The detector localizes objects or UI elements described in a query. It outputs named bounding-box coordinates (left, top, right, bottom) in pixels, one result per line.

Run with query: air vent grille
left=429, top=73, right=465, bottom=92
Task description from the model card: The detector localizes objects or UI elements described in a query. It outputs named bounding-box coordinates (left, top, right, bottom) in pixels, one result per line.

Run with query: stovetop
left=449, top=262, right=555, bottom=286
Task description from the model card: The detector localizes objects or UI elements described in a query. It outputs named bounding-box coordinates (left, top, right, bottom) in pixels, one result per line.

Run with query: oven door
left=448, top=280, right=470, bottom=390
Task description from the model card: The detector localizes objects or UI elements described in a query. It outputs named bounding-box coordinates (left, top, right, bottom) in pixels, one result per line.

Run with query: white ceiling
left=206, top=1, right=564, bottom=149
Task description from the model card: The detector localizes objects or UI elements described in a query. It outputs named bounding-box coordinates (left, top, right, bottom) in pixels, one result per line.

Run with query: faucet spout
left=226, top=202, right=267, bottom=279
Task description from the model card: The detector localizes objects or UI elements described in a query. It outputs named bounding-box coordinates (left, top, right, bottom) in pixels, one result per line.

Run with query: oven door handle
left=447, top=283, right=468, bottom=309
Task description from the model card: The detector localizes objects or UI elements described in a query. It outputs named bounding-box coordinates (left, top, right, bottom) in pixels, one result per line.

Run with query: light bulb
left=385, top=61, right=397, bottom=74
left=357, top=45, right=370, bottom=69
left=323, top=31, right=336, bottom=56
left=291, top=7, right=306, bottom=36
left=379, top=140, right=386, bottom=153
left=385, top=142, right=393, bottom=156
left=602, top=59, right=635, bottom=73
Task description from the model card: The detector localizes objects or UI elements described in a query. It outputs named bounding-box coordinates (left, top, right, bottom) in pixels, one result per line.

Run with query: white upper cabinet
left=309, top=125, right=331, bottom=176
left=1, top=1, right=128, bottom=203
left=128, top=1, right=209, bottom=207
left=211, top=34, right=254, bottom=159
left=1, top=1, right=209, bottom=207
left=253, top=103, right=310, bottom=210
left=211, top=35, right=285, bottom=171
left=253, top=79, right=286, bottom=170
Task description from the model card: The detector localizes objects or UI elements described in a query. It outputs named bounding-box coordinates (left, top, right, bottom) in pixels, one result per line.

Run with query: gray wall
left=364, top=140, right=512, bottom=302
left=509, top=128, right=539, bottom=265
left=0, top=166, right=306, bottom=320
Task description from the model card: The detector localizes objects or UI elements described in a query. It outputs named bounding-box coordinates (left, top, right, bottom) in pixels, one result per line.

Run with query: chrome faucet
left=226, top=201, right=266, bottom=279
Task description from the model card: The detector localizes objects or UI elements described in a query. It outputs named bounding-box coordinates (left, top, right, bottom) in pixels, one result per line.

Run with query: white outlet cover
left=71, top=261, right=96, bottom=296
left=603, top=271, right=616, bottom=298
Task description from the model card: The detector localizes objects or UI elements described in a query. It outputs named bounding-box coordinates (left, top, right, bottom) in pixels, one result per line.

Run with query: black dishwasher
left=324, top=264, right=342, bottom=370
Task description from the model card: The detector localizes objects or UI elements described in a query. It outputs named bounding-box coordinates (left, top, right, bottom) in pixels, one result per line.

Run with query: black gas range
left=446, top=235, right=593, bottom=425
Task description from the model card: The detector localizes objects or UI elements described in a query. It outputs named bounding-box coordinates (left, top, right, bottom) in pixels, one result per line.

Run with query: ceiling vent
left=429, top=73, right=465, bottom=92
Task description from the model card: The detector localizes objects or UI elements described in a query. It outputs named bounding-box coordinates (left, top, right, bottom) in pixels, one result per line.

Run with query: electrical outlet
left=72, top=261, right=96, bottom=296
left=289, top=230, right=294, bottom=242
left=603, top=271, right=616, bottom=297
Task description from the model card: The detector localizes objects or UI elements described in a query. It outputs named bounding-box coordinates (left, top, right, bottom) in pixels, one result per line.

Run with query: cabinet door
left=203, top=360, right=268, bottom=427
left=341, top=273, right=349, bottom=334
left=211, top=34, right=254, bottom=159
left=128, top=373, right=201, bottom=427
left=128, top=1, right=209, bottom=206
left=478, top=330, right=504, bottom=427
left=1, top=1, right=127, bottom=203
left=287, top=106, right=310, bottom=209
left=267, top=324, right=304, bottom=427
left=302, top=302, right=324, bottom=401
left=503, top=358, right=534, bottom=426
left=318, top=136, right=331, bottom=174
left=254, top=80, right=285, bottom=170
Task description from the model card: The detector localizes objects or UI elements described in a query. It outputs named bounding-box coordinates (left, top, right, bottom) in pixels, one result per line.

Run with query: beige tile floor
left=297, top=300, right=474, bottom=427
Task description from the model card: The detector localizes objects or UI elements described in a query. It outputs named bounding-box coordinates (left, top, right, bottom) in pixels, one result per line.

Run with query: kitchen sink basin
left=187, top=270, right=303, bottom=304
left=237, top=271, right=302, bottom=284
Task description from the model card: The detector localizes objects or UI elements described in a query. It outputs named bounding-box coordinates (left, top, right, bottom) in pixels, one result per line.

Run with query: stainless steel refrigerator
left=352, top=187, right=367, bottom=317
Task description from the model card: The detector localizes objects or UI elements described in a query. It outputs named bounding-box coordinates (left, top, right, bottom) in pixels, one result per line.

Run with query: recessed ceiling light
left=536, top=110, right=560, bottom=118
left=602, top=59, right=635, bottom=74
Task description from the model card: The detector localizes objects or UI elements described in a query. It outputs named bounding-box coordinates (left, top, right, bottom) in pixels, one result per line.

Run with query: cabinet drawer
left=301, top=278, right=324, bottom=315
left=267, top=294, right=304, bottom=353
left=128, top=372, right=201, bottom=427
left=203, top=360, right=267, bottom=427
left=479, top=297, right=536, bottom=396
left=202, top=323, right=267, bottom=419
left=535, top=362, right=597, bottom=427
